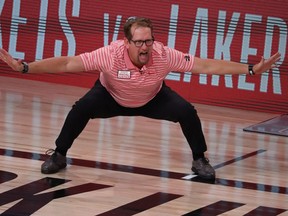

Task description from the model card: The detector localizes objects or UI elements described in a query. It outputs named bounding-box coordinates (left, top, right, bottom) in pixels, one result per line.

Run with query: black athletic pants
left=55, top=80, right=207, bottom=157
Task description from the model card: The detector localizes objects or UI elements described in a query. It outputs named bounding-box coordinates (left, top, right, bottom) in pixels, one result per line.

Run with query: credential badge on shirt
left=117, top=70, right=131, bottom=79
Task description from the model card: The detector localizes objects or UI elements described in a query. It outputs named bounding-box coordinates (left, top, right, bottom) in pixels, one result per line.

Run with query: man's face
left=125, top=25, right=153, bottom=68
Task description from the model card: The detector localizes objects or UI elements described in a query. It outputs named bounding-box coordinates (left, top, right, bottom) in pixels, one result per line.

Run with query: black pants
left=55, top=80, right=207, bottom=156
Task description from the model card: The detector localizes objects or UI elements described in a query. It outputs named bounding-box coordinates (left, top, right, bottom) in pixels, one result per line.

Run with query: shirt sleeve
left=80, top=45, right=113, bottom=72
left=165, top=47, right=195, bottom=72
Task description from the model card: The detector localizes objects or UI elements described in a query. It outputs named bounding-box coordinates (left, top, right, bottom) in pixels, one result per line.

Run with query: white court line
left=182, top=174, right=197, bottom=180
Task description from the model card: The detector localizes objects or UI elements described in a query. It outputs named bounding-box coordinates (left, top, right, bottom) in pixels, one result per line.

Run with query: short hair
left=124, top=17, right=154, bottom=41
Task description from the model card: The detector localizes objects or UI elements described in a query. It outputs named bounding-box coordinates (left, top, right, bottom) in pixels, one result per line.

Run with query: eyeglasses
left=130, top=38, right=154, bottom=47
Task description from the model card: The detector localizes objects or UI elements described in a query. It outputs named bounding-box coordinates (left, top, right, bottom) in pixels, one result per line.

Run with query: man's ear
left=124, top=37, right=129, bottom=48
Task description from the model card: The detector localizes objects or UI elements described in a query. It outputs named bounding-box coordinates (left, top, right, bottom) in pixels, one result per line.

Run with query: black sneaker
left=41, top=149, right=67, bottom=174
left=192, top=157, right=215, bottom=180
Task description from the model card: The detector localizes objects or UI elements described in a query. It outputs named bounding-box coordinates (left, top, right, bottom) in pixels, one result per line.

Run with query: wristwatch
left=248, top=64, right=255, bottom=75
left=21, top=62, right=29, bottom=73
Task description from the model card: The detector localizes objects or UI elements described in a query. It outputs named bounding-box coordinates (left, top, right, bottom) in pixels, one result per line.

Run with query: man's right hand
left=0, top=48, right=24, bottom=72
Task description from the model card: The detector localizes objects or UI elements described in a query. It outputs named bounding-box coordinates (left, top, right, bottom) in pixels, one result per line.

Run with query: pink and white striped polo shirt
left=80, top=40, right=195, bottom=107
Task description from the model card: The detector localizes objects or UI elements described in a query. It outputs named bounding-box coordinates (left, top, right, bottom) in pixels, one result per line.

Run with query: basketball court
left=0, top=76, right=287, bottom=215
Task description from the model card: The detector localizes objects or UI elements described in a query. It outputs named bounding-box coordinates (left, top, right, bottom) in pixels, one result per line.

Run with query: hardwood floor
left=0, top=76, right=287, bottom=215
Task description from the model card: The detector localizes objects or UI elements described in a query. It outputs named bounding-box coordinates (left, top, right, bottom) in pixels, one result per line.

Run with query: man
left=0, top=17, right=280, bottom=180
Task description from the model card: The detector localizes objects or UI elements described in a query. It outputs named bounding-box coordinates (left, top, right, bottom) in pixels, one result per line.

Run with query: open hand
left=0, top=48, right=23, bottom=72
left=253, top=52, right=281, bottom=74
